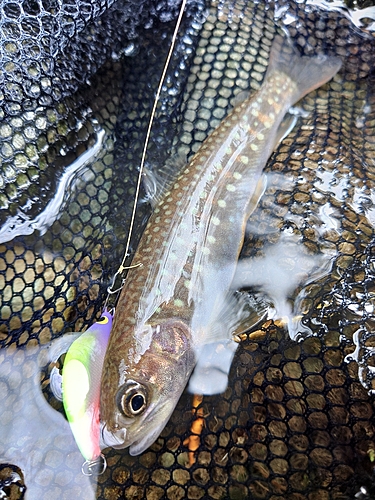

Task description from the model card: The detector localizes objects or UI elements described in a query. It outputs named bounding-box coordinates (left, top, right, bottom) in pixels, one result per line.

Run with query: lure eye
left=117, top=382, right=147, bottom=417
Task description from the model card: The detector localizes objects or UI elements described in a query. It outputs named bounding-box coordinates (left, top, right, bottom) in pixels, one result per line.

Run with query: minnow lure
left=99, top=36, right=342, bottom=456
left=61, top=310, right=113, bottom=465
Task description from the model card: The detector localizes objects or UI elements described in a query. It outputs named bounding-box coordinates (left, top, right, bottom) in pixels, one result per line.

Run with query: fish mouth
left=100, top=399, right=175, bottom=455
left=100, top=420, right=162, bottom=454
left=100, top=423, right=127, bottom=449
left=127, top=419, right=169, bottom=456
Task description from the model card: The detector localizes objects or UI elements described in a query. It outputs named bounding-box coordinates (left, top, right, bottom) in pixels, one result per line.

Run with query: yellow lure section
left=62, top=310, right=113, bottom=461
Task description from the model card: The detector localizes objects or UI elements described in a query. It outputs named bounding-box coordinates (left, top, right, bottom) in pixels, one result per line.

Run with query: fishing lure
left=61, top=310, right=113, bottom=471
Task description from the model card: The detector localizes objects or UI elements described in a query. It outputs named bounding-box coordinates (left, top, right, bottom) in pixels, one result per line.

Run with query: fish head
left=100, top=319, right=195, bottom=456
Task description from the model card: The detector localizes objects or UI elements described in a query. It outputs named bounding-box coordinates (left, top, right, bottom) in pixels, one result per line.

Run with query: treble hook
left=81, top=454, right=107, bottom=476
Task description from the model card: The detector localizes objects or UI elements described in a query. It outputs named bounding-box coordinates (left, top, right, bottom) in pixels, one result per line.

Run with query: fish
left=61, top=310, right=113, bottom=462
left=100, top=35, right=342, bottom=456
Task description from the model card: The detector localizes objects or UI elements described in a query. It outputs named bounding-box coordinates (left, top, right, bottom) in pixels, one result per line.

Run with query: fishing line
left=104, top=0, right=188, bottom=310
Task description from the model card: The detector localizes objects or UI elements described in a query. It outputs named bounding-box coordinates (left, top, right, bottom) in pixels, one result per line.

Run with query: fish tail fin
left=266, top=35, right=342, bottom=104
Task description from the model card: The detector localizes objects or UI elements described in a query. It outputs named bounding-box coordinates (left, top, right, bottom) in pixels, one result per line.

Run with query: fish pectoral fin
left=188, top=340, right=238, bottom=395
left=229, top=290, right=270, bottom=337
left=208, top=289, right=270, bottom=343
left=142, top=153, right=187, bottom=208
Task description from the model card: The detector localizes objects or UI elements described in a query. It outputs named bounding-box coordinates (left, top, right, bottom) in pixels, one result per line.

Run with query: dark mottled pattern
left=1, top=0, right=375, bottom=499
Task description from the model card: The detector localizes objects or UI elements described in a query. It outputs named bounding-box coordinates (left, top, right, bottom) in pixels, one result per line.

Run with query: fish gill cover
left=1, top=0, right=375, bottom=499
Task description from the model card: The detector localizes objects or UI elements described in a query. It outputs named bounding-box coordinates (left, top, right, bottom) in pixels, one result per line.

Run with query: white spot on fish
left=207, top=235, right=216, bottom=244
left=226, top=184, right=236, bottom=192
left=240, top=155, right=248, bottom=165
left=202, top=246, right=211, bottom=255
left=250, top=143, right=258, bottom=151
left=184, top=279, right=192, bottom=289
left=218, top=199, right=226, bottom=208
left=212, top=216, right=220, bottom=225
left=174, top=299, right=184, bottom=307
left=257, top=132, right=264, bottom=141
left=251, top=109, right=259, bottom=117
left=233, top=172, right=242, bottom=180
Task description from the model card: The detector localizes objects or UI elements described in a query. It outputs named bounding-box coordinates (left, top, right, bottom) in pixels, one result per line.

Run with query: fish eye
left=117, top=382, right=148, bottom=418
left=128, top=393, right=146, bottom=414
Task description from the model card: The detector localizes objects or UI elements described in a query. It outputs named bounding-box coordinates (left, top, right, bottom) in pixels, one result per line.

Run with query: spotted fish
left=100, top=36, right=342, bottom=455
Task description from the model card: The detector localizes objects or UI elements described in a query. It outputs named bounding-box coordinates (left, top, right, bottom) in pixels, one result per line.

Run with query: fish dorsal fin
left=143, top=153, right=187, bottom=208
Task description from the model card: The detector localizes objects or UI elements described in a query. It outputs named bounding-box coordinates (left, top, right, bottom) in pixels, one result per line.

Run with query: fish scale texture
left=1, top=0, right=375, bottom=499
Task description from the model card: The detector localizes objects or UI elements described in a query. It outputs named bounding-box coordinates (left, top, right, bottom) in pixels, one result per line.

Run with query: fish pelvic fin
left=267, top=35, right=342, bottom=105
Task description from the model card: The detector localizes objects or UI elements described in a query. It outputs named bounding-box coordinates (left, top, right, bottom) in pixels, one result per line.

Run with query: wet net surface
left=1, top=0, right=375, bottom=498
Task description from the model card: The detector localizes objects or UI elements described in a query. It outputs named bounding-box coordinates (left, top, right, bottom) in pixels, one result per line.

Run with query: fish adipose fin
left=268, top=35, right=342, bottom=105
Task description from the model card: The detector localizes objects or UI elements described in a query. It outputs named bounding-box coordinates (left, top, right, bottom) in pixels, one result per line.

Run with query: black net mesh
left=1, top=0, right=375, bottom=498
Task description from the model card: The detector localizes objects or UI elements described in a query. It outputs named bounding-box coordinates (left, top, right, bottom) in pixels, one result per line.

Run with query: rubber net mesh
left=1, top=0, right=375, bottom=498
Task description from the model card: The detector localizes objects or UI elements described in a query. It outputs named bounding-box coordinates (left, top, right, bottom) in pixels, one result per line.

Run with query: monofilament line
left=105, top=0, right=188, bottom=308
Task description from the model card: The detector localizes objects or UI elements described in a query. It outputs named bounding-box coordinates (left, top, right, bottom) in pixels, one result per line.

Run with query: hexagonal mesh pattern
left=1, top=0, right=375, bottom=498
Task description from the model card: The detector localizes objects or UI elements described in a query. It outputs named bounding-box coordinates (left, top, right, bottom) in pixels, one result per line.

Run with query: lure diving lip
left=62, top=310, right=113, bottom=462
